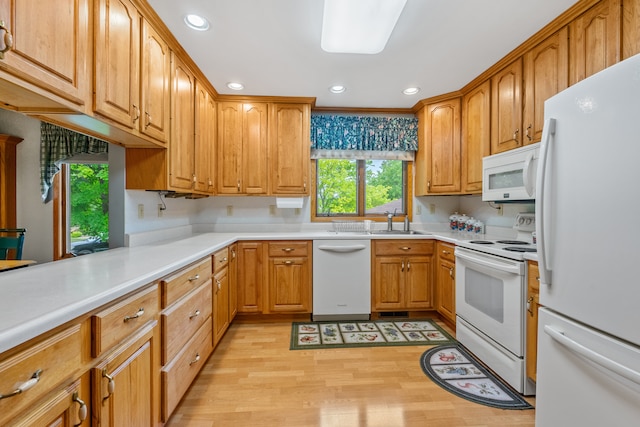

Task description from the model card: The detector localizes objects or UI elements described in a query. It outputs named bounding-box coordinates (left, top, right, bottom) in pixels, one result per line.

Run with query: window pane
left=69, top=164, right=109, bottom=256
left=316, top=159, right=357, bottom=215
left=365, top=160, right=404, bottom=215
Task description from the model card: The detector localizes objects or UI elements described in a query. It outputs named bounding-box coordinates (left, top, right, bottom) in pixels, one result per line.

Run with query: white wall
left=0, top=109, right=53, bottom=263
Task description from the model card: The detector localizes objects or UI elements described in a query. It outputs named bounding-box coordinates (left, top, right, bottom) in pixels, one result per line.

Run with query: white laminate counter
left=0, top=230, right=464, bottom=354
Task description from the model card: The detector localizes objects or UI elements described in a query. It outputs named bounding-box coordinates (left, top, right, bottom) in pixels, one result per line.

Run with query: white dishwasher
left=312, top=239, right=371, bottom=321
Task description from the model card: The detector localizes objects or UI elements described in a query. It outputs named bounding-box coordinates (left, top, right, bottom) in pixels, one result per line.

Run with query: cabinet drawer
left=213, top=247, right=229, bottom=274
left=92, top=284, right=159, bottom=357
left=438, top=242, right=456, bottom=262
left=268, top=241, right=309, bottom=257
left=161, top=280, right=213, bottom=364
left=374, top=240, right=434, bottom=256
left=162, top=258, right=212, bottom=307
left=161, top=317, right=213, bottom=422
left=0, top=325, right=82, bottom=424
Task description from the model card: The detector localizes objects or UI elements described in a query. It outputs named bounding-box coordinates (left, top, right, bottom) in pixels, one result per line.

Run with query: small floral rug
left=420, top=344, right=533, bottom=409
left=290, top=319, right=456, bottom=350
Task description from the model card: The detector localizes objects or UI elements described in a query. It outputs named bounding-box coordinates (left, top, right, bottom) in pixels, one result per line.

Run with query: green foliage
left=369, top=160, right=403, bottom=201
left=69, top=164, right=109, bottom=241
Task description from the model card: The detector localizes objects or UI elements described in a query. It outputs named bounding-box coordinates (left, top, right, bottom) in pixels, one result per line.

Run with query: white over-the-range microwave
left=482, top=143, right=540, bottom=202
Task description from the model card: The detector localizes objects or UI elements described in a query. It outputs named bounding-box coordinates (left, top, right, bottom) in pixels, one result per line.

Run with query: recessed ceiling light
left=321, top=0, right=407, bottom=54
left=227, top=82, right=244, bottom=91
left=403, top=87, right=421, bottom=95
left=184, top=14, right=210, bottom=31
left=329, top=85, right=346, bottom=94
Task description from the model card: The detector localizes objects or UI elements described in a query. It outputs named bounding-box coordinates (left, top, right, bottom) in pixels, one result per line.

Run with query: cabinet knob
left=0, top=20, right=14, bottom=60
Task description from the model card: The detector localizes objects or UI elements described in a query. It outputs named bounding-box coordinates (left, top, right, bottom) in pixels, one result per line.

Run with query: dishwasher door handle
left=317, top=244, right=368, bottom=253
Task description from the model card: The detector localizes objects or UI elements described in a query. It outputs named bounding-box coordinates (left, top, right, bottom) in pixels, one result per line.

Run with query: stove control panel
left=514, top=212, right=535, bottom=232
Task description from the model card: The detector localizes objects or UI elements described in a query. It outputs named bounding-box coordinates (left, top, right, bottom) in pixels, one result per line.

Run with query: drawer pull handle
left=189, top=309, right=201, bottom=319
left=0, top=20, right=14, bottom=60
left=102, top=369, right=115, bottom=400
left=231, top=249, right=236, bottom=258
left=189, top=353, right=201, bottom=366
left=449, top=267, right=455, bottom=279
left=282, top=248, right=294, bottom=252
left=284, top=260, right=293, bottom=265
left=400, top=246, right=411, bottom=251
left=73, top=391, right=88, bottom=426
left=442, top=250, right=451, bottom=255
left=407, top=260, right=411, bottom=271
left=144, top=111, right=152, bottom=128
left=188, top=274, right=200, bottom=282
left=527, top=296, right=534, bottom=316
left=222, top=257, right=228, bottom=262
left=0, top=369, right=42, bottom=400
left=123, top=308, right=144, bottom=322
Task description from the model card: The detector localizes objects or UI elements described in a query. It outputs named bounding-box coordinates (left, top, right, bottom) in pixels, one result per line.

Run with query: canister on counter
left=457, top=214, right=469, bottom=232
left=449, top=212, right=459, bottom=231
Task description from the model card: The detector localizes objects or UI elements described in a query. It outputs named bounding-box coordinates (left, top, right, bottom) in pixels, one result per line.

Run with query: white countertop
left=0, top=229, right=477, bottom=354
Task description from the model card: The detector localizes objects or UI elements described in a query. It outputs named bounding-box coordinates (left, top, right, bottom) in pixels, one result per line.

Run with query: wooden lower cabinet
left=435, top=242, right=456, bottom=325
left=213, top=247, right=230, bottom=344
left=267, top=241, right=312, bottom=313
left=237, top=242, right=266, bottom=313
left=526, top=260, right=541, bottom=383
left=372, top=240, right=435, bottom=312
left=229, top=243, right=238, bottom=320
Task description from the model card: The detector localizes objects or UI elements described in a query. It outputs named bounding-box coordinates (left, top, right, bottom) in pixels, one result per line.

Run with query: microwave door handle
left=523, top=151, right=535, bottom=196
left=536, top=118, right=556, bottom=285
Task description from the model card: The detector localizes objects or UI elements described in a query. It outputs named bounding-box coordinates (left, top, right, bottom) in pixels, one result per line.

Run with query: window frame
left=310, top=159, right=413, bottom=222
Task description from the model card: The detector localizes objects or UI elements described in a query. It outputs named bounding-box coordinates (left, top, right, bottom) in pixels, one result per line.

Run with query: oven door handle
left=455, top=250, right=522, bottom=275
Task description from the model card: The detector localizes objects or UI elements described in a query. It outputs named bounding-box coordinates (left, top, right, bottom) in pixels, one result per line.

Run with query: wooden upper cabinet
left=194, top=81, right=215, bottom=194
left=94, top=0, right=140, bottom=128
left=0, top=0, right=90, bottom=111
left=0, top=135, right=22, bottom=229
left=523, top=27, right=569, bottom=145
left=268, top=103, right=311, bottom=195
left=140, top=19, right=171, bottom=144
left=95, top=0, right=170, bottom=146
left=491, top=58, right=523, bottom=154
left=415, top=97, right=461, bottom=195
left=169, top=53, right=196, bottom=191
left=570, top=0, right=621, bottom=85
left=461, top=80, right=491, bottom=193
left=217, top=101, right=268, bottom=194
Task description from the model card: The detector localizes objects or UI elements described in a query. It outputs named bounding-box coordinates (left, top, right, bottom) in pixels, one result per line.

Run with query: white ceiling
left=147, top=0, right=579, bottom=109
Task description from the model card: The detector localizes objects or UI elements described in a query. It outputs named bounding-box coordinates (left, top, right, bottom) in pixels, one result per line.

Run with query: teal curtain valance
left=310, top=115, right=418, bottom=152
left=40, top=122, right=109, bottom=202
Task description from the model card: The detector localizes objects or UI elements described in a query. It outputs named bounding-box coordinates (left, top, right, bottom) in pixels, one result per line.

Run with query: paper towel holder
left=275, top=197, right=304, bottom=209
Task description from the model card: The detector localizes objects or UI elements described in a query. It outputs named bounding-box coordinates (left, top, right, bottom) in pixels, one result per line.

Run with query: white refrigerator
left=535, top=53, right=640, bottom=425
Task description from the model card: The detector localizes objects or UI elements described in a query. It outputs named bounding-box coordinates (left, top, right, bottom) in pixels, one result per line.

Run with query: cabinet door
left=268, top=257, right=311, bottom=313
left=169, top=53, right=195, bottom=191
left=228, top=244, right=238, bottom=320
left=491, top=58, right=523, bottom=153
left=194, top=81, right=215, bottom=194
left=217, top=101, right=243, bottom=194
left=140, top=19, right=170, bottom=144
left=0, top=0, right=90, bottom=108
left=436, top=257, right=456, bottom=324
left=405, top=256, right=433, bottom=309
left=523, top=27, right=569, bottom=145
left=214, top=267, right=230, bottom=344
left=237, top=242, right=265, bottom=313
left=372, top=256, right=404, bottom=311
left=526, top=261, right=540, bottom=382
left=94, top=0, right=140, bottom=128
left=93, top=323, right=158, bottom=427
left=269, top=103, right=310, bottom=195
left=416, top=98, right=461, bottom=194
left=570, top=0, right=621, bottom=85
left=242, top=103, right=269, bottom=194
left=461, top=81, right=491, bottom=193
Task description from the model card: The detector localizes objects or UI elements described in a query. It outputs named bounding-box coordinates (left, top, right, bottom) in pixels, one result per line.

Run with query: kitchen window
left=312, top=158, right=411, bottom=219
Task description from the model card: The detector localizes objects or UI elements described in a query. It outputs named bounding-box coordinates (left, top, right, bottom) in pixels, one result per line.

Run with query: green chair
left=0, top=228, right=26, bottom=260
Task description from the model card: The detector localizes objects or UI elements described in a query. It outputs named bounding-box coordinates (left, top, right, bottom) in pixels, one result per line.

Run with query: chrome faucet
left=385, top=208, right=397, bottom=231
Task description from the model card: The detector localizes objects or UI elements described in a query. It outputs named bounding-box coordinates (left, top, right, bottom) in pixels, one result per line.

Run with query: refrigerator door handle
left=544, top=325, right=640, bottom=387
left=536, top=118, right=556, bottom=285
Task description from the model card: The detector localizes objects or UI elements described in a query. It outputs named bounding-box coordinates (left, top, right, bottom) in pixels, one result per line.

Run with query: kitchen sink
left=370, top=230, right=430, bottom=235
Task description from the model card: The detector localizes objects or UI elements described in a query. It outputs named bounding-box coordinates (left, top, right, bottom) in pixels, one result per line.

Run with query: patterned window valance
left=310, top=115, right=418, bottom=159
left=40, top=122, right=109, bottom=203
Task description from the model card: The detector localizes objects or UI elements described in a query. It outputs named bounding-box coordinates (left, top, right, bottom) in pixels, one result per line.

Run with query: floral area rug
left=290, top=319, right=456, bottom=350
left=420, top=344, right=533, bottom=410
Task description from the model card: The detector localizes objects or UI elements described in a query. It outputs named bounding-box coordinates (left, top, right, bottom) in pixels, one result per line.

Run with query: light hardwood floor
left=166, top=319, right=535, bottom=427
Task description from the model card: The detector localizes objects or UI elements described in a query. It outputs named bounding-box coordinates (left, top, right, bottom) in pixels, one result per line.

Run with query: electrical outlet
left=497, top=205, right=504, bottom=216
left=269, top=205, right=276, bottom=216
left=429, top=203, right=436, bottom=214
left=137, top=204, right=144, bottom=219
left=158, top=204, right=164, bottom=217
left=415, top=205, right=422, bottom=215
left=226, top=205, right=233, bottom=216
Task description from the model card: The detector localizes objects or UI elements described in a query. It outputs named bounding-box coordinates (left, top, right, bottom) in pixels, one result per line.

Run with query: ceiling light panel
left=184, top=14, right=210, bottom=31
left=321, top=0, right=407, bottom=54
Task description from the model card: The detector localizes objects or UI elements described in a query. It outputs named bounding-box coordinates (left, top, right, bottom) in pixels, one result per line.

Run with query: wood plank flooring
left=166, top=319, right=535, bottom=427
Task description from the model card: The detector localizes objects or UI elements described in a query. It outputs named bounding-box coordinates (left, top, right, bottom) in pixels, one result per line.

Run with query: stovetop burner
left=496, top=240, right=530, bottom=245
left=468, top=240, right=494, bottom=244
left=503, top=246, right=537, bottom=253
